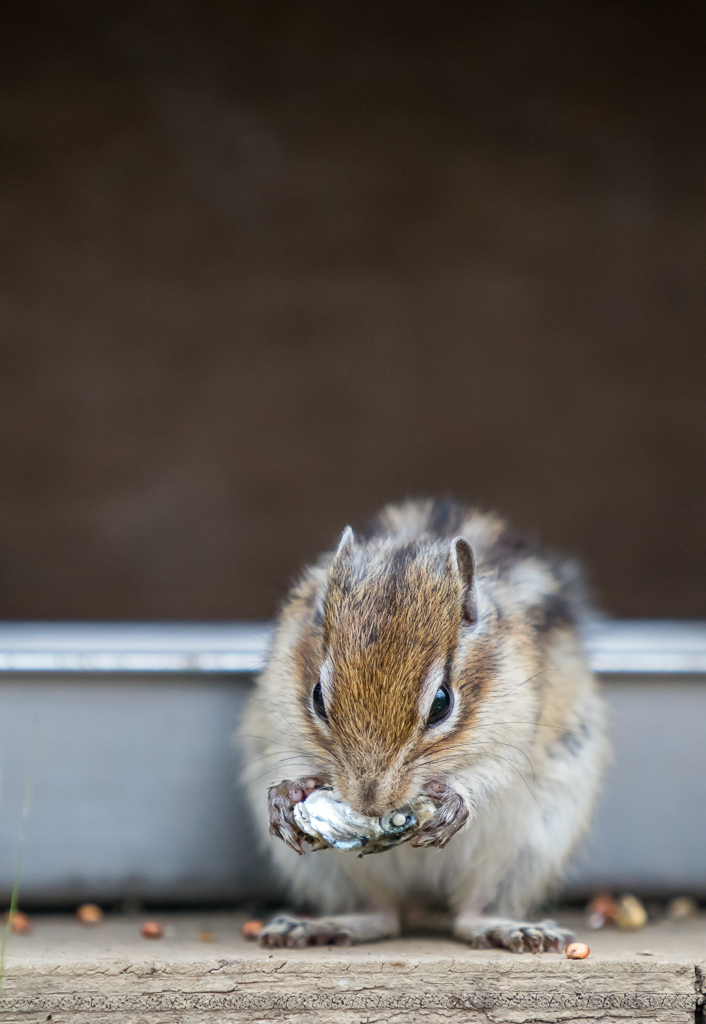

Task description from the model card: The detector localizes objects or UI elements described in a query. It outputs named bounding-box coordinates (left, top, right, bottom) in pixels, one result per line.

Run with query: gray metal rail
left=0, top=620, right=704, bottom=673
left=0, top=620, right=703, bottom=902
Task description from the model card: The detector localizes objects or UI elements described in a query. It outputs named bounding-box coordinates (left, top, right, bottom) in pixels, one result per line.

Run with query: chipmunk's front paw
left=411, top=781, right=469, bottom=849
left=455, top=915, right=573, bottom=953
left=267, top=776, right=324, bottom=854
left=258, top=914, right=352, bottom=949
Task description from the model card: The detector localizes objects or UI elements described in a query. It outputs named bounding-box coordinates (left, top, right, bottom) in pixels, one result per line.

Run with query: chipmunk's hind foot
left=455, top=915, right=573, bottom=953
left=258, top=909, right=400, bottom=949
left=258, top=914, right=351, bottom=948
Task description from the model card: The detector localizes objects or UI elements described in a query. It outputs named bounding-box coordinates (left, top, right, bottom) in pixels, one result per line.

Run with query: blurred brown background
left=0, top=0, right=704, bottom=620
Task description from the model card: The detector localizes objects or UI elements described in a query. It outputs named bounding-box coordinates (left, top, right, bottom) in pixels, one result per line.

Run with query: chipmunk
left=242, top=498, right=607, bottom=952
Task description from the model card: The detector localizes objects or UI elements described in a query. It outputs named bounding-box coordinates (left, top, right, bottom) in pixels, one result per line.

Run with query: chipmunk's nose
left=334, top=751, right=411, bottom=816
left=357, top=780, right=381, bottom=816
left=341, top=775, right=399, bottom=817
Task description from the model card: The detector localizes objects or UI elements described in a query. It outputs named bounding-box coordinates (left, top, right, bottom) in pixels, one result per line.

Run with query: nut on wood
left=140, top=920, right=163, bottom=939
left=566, top=942, right=590, bottom=959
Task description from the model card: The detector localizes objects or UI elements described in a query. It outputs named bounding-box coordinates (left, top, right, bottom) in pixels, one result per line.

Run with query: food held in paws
left=292, top=787, right=438, bottom=853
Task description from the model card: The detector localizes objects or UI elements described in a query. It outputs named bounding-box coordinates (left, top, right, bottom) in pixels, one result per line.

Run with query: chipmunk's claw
left=267, top=776, right=324, bottom=854
left=410, top=781, right=468, bottom=849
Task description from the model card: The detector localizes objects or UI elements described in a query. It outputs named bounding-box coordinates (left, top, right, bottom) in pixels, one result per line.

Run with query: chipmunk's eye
left=312, top=681, right=328, bottom=722
left=427, top=684, right=452, bottom=727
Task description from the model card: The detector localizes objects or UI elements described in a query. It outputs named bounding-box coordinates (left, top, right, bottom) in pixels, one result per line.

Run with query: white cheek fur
left=418, top=659, right=446, bottom=719
left=319, top=655, right=335, bottom=706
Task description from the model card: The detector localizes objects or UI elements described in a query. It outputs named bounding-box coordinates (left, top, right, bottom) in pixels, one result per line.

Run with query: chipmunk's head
left=297, top=526, right=487, bottom=817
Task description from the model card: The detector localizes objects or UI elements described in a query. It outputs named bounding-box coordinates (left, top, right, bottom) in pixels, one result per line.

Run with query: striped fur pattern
left=242, top=499, right=608, bottom=947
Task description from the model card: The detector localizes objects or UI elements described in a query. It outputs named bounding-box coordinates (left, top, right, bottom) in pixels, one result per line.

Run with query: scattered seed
left=586, top=912, right=606, bottom=930
left=615, top=894, right=647, bottom=931
left=199, top=931, right=216, bottom=942
left=140, top=921, right=163, bottom=939
left=241, top=919, right=263, bottom=940
left=566, top=942, right=590, bottom=959
left=586, top=892, right=619, bottom=929
left=76, top=903, right=103, bottom=925
left=4, top=910, right=31, bottom=935
left=667, top=896, right=698, bottom=921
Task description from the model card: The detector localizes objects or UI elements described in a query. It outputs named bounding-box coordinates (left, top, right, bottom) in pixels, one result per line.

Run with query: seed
left=140, top=921, right=163, bottom=939
left=5, top=910, right=31, bottom=934
left=566, top=942, right=590, bottom=959
left=615, top=894, right=647, bottom=931
left=667, top=896, right=698, bottom=921
left=241, top=919, right=263, bottom=940
left=76, top=903, right=103, bottom=925
left=586, top=892, right=620, bottom=926
left=199, top=931, right=216, bottom=942
left=587, top=912, right=606, bottom=930
left=391, top=813, right=407, bottom=827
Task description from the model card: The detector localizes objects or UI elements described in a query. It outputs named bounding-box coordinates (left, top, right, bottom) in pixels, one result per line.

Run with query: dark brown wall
left=0, top=1, right=704, bottom=620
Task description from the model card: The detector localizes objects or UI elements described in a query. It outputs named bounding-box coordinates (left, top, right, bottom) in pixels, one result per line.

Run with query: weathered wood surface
left=1, top=912, right=703, bottom=1023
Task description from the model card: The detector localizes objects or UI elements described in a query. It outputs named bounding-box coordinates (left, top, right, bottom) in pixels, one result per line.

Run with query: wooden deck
left=1, top=910, right=703, bottom=1022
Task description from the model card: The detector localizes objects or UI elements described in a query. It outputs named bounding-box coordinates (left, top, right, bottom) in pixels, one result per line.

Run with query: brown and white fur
left=242, top=499, right=607, bottom=952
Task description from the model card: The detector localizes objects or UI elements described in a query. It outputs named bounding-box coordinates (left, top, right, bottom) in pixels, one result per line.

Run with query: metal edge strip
left=0, top=621, right=704, bottom=674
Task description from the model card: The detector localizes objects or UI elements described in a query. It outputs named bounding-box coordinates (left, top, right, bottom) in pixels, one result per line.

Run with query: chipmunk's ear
left=333, top=525, right=355, bottom=564
left=319, top=527, right=356, bottom=639
left=449, top=536, right=477, bottom=626
left=325, top=525, right=355, bottom=595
